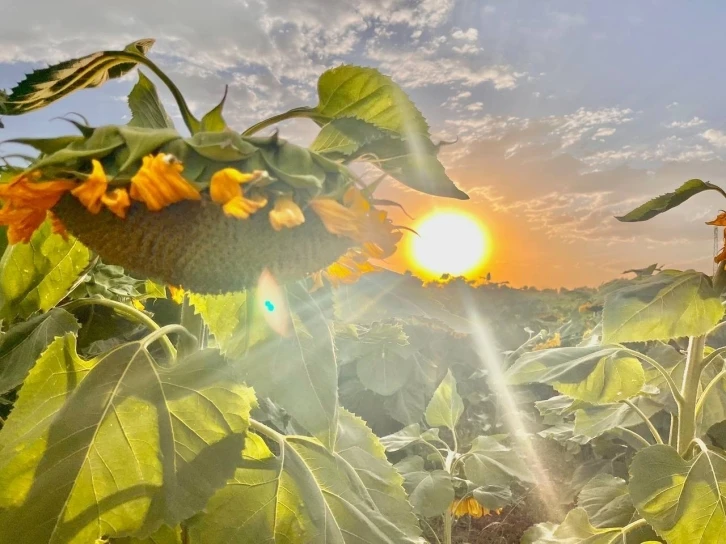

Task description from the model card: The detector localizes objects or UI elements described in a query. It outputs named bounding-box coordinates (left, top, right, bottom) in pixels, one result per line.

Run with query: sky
left=1, top=0, right=726, bottom=289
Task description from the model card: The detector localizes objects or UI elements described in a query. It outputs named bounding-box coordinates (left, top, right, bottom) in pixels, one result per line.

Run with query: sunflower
left=449, top=497, right=501, bottom=519
left=1, top=154, right=401, bottom=294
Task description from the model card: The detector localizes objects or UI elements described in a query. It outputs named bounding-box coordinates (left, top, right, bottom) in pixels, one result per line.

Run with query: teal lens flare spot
left=264, top=300, right=275, bottom=312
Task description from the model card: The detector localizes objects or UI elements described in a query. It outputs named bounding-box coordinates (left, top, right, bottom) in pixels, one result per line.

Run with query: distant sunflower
left=449, top=497, right=501, bottom=519
left=0, top=153, right=400, bottom=294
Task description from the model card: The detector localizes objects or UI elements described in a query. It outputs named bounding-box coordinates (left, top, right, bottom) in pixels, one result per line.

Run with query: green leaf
left=603, top=270, right=724, bottom=343
left=0, top=335, right=255, bottom=544
left=189, top=291, right=250, bottom=354
left=309, top=65, right=468, bottom=199
left=573, top=398, right=663, bottom=440
left=356, top=348, right=415, bottom=396
left=188, top=409, right=423, bottom=543
left=463, top=436, right=534, bottom=487
left=506, top=346, right=645, bottom=404
left=235, top=283, right=339, bottom=449
left=616, top=179, right=725, bottom=222
left=425, top=369, right=463, bottom=431
left=0, top=221, right=90, bottom=322
left=380, top=423, right=424, bottom=452
left=3, top=136, right=85, bottom=156
left=0, top=308, right=79, bottom=394
left=68, top=262, right=145, bottom=301
left=471, top=485, right=513, bottom=510
left=111, top=525, right=181, bottom=544
left=578, top=474, right=635, bottom=529
left=4, top=39, right=155, bottom=115
left=521, top=508, right=632, bottom=544
left=199, top=87, right=229, bottom=132
left=630, top=444, right=726, bottom=544
left=128, top=70, right=174, bottom=129
left=402, top=469, right=454, bottom=518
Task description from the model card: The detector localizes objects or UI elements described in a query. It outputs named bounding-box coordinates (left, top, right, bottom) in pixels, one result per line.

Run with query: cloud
left=548, top=107, right=634, bottom=148
left=667, top=117, right=706, bottom=129
left=452, top=28, right=479, bottom=41
left=702, top=129, right=726, bottom=148
left=592, top=127, right=617, bottom=140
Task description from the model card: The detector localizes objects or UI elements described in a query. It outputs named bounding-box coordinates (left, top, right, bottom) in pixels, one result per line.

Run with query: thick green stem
left=179, top=295, right=205, bottom=359
left=241, top=107, right=321, bottom=136
left=696, top=367, right=726, bottom=418
left=669, top=414, right=679, bottom=448
left=62, top=297, right=176, bottom=360
left=622, top=399, right=663, bottom=444
left=443, top=510, right=453, bottom=544
left=105, top=50, right=201, bottom=134
left=677, top=335, right=706, bottom=455
left=616, top=426, right=652, bottom=449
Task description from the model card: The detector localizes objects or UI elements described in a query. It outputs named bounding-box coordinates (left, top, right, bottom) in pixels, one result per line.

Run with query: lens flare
left=257, top=268, right=290, bottom=337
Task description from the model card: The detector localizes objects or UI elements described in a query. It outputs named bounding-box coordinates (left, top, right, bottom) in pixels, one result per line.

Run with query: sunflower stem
left=677, top=335, right=706, bottom=456
left=106, top=50, right=201, bottom=134
left=241, top=107, right=321, bottom=136
left=61, top=297, right=176, bottom=361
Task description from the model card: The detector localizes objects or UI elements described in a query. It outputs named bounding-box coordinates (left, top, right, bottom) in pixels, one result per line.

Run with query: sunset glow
left=409, top=211, right=490, bottom=279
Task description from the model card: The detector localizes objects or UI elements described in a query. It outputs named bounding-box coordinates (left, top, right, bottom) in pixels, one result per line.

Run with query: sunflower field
left=1, top=38, right=726, bottom=544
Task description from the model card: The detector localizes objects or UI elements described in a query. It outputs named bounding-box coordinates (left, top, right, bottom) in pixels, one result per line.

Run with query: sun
left=409, top=211, right=490, bottom=279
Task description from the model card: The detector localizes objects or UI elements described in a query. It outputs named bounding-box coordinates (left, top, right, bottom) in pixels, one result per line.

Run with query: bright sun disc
left=410, top=212, right=489, bottom=278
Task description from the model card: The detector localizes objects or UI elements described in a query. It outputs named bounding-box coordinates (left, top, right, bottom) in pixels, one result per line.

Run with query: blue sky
left=2, top=0, right=726, bottom=288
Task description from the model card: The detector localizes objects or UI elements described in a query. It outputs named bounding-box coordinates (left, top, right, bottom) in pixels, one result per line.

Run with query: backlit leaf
left=425, top=369, right=463, bottom=431
left=402, top=469, right=454, bottom=518
left=308, top=65, right=468, bottom=199
left=463, top=436, right=534, bottom=487
left=0, top=308, right=79, bottom=394
left=630, top=444, right=726, bottom=544
left=522, top=508, right=632, bottom=544
left=235, top=283, right=339, bottom=449
left=0, top=335, right=254, bottom=544
left=578, top=474, right=635, bottom=529
left=616, top=179, right=725, bottom=222
left=0, top=221, right=90, bottom=322
left=380, top=423, right=424, bottom=452
left=188, top=409, right=424, bottom=543
left=199, top=88, right=229, bottom=133
left=506, top=346, right=645, bottom=404
left=4, top=39, right=155, bottom=115
left=603, top=270, right=724, bottom=343
left=128, top=71, right=174, bottom=130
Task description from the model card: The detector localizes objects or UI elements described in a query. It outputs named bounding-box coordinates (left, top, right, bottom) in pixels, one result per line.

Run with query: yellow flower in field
left=269, top=194, right=305, bottom=231
left=0, top=175, right=75, bottom=243
left=534, top=332, right=561, bottom=351
left=449, top=497, right=499, bottom=520
left=130, top=154, right=200, bottom=211
left=101, top=188, right=131, bottom=219
left=71, top=159, right=107, bottom=214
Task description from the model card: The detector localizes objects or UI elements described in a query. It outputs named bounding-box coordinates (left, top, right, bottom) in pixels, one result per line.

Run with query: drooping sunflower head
left=2, top=139, right=400, bottom=293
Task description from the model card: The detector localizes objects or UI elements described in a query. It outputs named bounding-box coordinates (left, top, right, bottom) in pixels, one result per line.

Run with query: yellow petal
left=71, top=159, right=107, bottom=214
left=168, top=285, right=185, bottom=304
left=101, top=188, right=131, bottom=219
left=309, top=197, right=358, bottom=237
left=131, top=299, right=145, bottom=311
left=222, top=194, right=267, bottom=219
left=48, top=212, right=68, bottom=240
left=130, top=154, right=200, bottom=211
left=269, top=195, right=305, bottom=231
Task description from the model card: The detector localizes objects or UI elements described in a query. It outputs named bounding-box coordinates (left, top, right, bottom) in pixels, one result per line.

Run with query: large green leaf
left=189, top=291, right=252, bottom=355
left=630, top=444, right=726, bottom=544
left=425, top=369, right=463, bottom=431
left=578, top=474, right=635, bottom=529
left=573, top=397, right=664, bottom=440
left=506, top=346, right=645, bottom=404
left=603, top=270, right=724, bottom=343
left=522, top=508, right=634, bottom=544
left=400, top=464, right=454, bottom=518
left=0, top=307, right=79, bottom=394
left=356, top=347, right=415, bottom=396
left=128, top=71, right=174, bottom=130
left=305, top=65, right=467, bottom=199
left=4, top=39, right=155, bottom=115
left=188, top=409, right=424, bottom=543
left=616, top=179, right=726, bottom=222
left=234, top=283, right=339, bottom=449
left=112, top=525, right=181, bottom=544
left=380, top=423, right=425, bottom=452
left=0, top=221, right=90, bottom=322
left=0, top=335, right=255, bottom=544
left=463, top=436, right=534, bottom=487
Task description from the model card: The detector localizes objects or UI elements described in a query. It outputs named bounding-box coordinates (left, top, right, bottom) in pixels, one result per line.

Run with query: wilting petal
left=101, top=188, right=131, bottom=219
left=269, top=195, right=305, bottom=231
left=130, top=154, right=200, bottom=211
left=71, top=159, right=108, bottom=213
